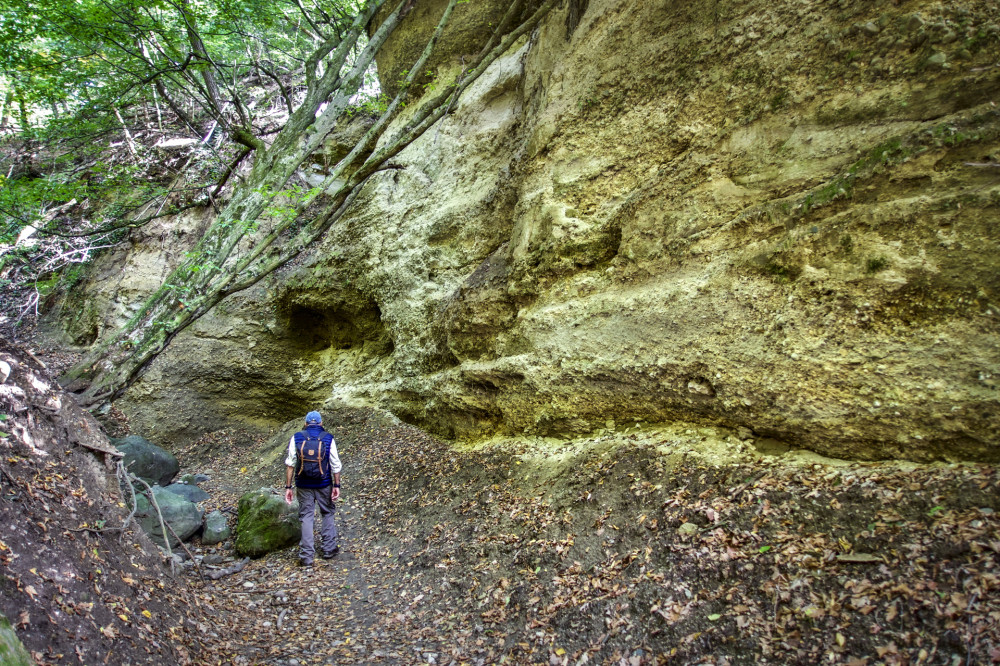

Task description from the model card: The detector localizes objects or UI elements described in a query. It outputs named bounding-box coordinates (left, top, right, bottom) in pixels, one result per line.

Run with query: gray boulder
left=235, top=488, right=300, bottom=558
left=0, top=612, right=32, bottom=666
left=134, top=486, right=203, bottom=548
left=163, top=483, right=210, bottom=503
left=202, top=510, right=231, bottom=545
left=112, top=435, right=179, bottom=486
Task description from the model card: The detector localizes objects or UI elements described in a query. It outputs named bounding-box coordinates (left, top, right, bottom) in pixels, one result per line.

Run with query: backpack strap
left=314, top=435, right=326, bottom=476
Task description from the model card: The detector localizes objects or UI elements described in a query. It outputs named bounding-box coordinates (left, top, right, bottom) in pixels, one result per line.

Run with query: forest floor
left=170, top=408, right=1000, bottom=666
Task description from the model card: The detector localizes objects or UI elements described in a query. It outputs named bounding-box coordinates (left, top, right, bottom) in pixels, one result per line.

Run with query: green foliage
left=762, top=260, right=801, bottom=283
left=928, top=122, right=980, bottom=147
left=865, top=255, right=889, bottom=274
left=256, top=183, right=323, bottom=227
left=0, top=154, right=165, bottom=244
left=839, top=234, right=854, bottom=254
left=348, top=94, right=389, bottom=118
left=854, top=138, right=905, bottom=173
left=0, top=0, right=375, bottom=332
left=0, top=0, right=368, bottom=138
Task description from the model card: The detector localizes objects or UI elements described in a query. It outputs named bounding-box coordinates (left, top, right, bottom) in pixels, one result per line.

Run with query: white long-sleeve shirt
left=285, top=432, right=342, bottom=474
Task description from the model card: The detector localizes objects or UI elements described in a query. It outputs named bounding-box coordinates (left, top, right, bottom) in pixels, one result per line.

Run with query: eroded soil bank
left=0, top=340, right=196, bottom=665
left=180, top=407, right=1000, bottom=665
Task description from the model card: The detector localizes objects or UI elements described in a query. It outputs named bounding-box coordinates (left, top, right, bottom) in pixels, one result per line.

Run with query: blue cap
left=305, top=411, right=322, bottom=424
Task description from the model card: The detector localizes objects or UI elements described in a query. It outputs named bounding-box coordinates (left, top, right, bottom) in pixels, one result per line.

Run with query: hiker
left=284, top=410, right=342, bottom=565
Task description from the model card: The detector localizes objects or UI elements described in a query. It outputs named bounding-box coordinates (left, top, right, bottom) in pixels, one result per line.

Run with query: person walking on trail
left=284, top=411, right=342, bottom=566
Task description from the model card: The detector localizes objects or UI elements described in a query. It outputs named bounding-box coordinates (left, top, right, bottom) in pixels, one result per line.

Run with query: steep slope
left=0, top=339, right=200, bottom=663
left=49, top=0, right=1000, bottom=461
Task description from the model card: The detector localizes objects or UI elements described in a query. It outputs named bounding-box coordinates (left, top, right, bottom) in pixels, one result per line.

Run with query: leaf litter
left=178, top=407, right=1000, bottom=665
left=6, top=345, right=997, bottom=665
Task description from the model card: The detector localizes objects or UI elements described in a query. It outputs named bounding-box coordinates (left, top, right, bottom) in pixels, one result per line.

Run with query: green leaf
left=758, top=545, right=771, bottom=553
left=707, top=613, right=722, bottom=621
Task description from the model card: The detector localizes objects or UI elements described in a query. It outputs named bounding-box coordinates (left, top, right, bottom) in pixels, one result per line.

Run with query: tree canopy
left=0, top=0, right=379, bottom=323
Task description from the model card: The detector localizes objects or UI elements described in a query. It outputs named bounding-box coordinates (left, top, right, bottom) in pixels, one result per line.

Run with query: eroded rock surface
left=52, top=0, right=1000, bottom=460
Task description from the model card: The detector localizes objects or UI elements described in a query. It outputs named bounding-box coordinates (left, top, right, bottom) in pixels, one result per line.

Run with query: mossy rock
left=134, top=486, right=204, bottom=548
left=0, top=612, right=32, bottom=666
left=235, top=489, right=300, bottom=558
left=369, top=0, right=511, bottom=98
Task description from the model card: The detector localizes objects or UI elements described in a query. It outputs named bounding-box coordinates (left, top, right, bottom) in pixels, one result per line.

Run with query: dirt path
left=193, top=504, right=395, bottom=665
left=178, top=410, right=1000, bottom=665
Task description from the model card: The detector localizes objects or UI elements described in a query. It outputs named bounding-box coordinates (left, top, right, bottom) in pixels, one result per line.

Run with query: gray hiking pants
left=296, top=486, right=337, bottom=562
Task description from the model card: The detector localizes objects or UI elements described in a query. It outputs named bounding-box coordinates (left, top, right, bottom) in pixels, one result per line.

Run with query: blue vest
left=293, top=425, right=334, bottom=489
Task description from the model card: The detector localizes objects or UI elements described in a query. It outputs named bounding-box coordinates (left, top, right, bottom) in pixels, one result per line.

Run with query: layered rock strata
left=53, top=0, right=1000, bottom=460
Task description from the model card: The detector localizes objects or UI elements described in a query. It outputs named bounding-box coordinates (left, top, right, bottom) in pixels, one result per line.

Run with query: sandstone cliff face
left=55, top=0, right=1000, bottom=460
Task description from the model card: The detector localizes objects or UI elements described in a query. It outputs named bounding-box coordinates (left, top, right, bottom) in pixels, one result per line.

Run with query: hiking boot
left=299, top=558, right=314, bottom=567
left=322, top=547, right=339, bottom=559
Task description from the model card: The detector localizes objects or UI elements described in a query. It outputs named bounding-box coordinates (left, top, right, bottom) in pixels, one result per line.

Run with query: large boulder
left=112, top=435, right=178, bottom=486
left=133, top=486, right=203, bottom=548
left=163, top=483, right=210, bottom=503
left=202, top=510, right=231, bottom=546
left=235, top=488, right=300, bottom=558
left=0, top=613, right=32, bottom=666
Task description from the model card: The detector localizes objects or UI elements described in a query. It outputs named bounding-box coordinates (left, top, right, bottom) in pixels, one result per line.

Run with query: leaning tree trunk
left=62, top=0, right=400, bottom=405
left=63, top=0, right=558, bottom=411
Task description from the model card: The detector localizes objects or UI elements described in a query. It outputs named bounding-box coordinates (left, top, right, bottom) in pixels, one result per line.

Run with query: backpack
left=297, top=435, right=327, bottom=480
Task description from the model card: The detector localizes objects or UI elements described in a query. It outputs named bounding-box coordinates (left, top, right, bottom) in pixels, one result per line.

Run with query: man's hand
left=331, top=486, right=340, bottom=502
left=285, top=488, right=294, bottom=505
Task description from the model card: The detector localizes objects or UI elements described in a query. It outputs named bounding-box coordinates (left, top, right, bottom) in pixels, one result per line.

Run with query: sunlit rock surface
left=53, top=0, right=1000, bottom=460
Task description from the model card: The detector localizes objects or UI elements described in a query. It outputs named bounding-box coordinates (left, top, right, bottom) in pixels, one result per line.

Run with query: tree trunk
left=179, top=0, right=225, bottom=116
left=15, top=87, right=29, bottom=131
left=0, top=90, right=11, bottom=129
